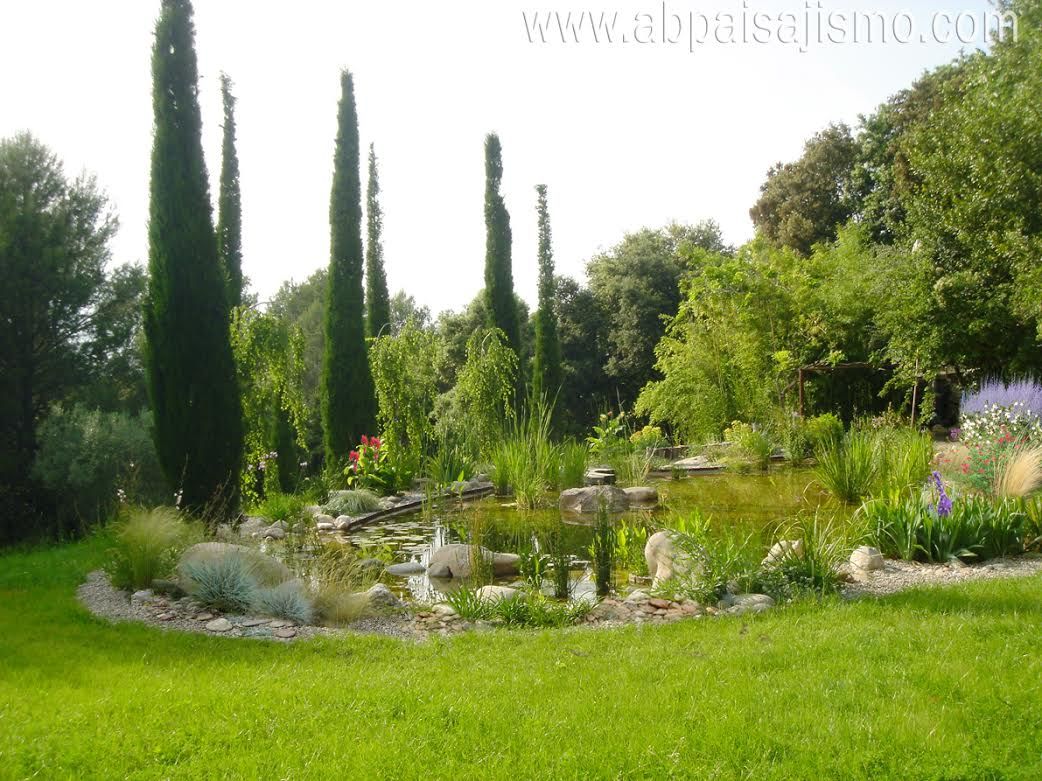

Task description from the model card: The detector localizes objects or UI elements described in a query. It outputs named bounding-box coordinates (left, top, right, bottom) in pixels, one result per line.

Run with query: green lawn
left=2, top=537, right=1042, bottom=779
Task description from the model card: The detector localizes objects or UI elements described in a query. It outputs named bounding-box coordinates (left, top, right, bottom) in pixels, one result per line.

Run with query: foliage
left=531, top=184, right=562, bottom=425
left=426, top=431, right=475, bottom=486
left=324, top=489, right=381, bottom=517
left=554, top=276, right=611, bottom=433
left=750, top=123, right=859, bottom=256
left=805, top=413, right=844, bottom=451
left=322, top=69, right=377, bottom=463
left=614, top=521, right=650, bottom=577
left=590, top=505, right=616, bottom=595
left=369, top=320, right=441, bottom=464
left=558, top=440, right=588, bottom=489
left=311, top=584, right=368, bottom=627
left=180, top=551, right=261, bottom=613
left=216, top=73, right=243, bottom=308
left=483, top=134, right=521, bottom=367
left=104, top=506, right=201, bottom=590
left=447, top=328, right=518, bottom=458
left=611, top=449, right=653, bottom=487
left=231, top=307, right=308, bottom=501
left=364, top=143, right=391, bottom=339
left=343, top=435, right=409, bottom=495
left=769, top=514, right=851, bottom=597
left=32, top=405, right=168, bottom=529
left=723, top=421, right=774, bottom=471
left=252, top=492, right=307, bottom=524
left=814, top=430, right=879, bottom=503
left=252, top=580, right=314, bottom=624
left=994, top=446, right=1042, bottom=499
left=874, top=428, right=933, bottom=496
left=143, top=0, right=242, bottom=519
left=665, top=513, right=760, bottom=605
left=630, top=425, right=666, bottom=451
left=489, top=398, right=561, bottom=507
left=586, top=411, right=628, bottom=462
left=441, top=585, right=590, bottom=628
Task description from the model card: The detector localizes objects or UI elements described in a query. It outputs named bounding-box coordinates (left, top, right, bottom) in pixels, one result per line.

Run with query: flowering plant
left=343, top=435, right=402, bottom=495
left=960, top=379, right=1042, bottom=447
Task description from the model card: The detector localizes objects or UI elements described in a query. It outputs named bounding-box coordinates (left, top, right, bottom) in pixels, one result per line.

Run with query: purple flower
left=931, top=470, right=953, bottom=517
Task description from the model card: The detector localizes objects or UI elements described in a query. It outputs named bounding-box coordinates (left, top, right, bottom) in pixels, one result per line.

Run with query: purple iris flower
left=931, top=470, right=953, bottom=517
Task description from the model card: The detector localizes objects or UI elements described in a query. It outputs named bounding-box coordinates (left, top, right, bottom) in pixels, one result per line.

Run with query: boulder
left=476, top=585, right=523, bottom=602
left=720, top=593, right=775, bottom=616
left=314, top=513, right=335, bottom=526
left=365, top=583, right=405, bottom=609
left=205, top=617, right=233, bottom=632
left=386, top=561, right=427, bottom=577
left=426, top=544, right=521, bottom=579
left=623, top=486, right=659, bottom=507
left=584, top=467, right=617, bottom=486
left=762, top=539, right=804, bottom=567
left=304, top=505, right=323, bottom=518
left=559, top=485, right=629, bottom=514
left=624, top=589, right=651, bottom=604
left=849, top=546, right=884, bottom=571
left=431, top=603, right=458, bottom=618
left=644, top=531, right=699, bottom=588
left=130, top=589, right=154, bottom=605
left=177, top=542, right=292, bottom=588
left=589, top=600, right=631, bottom=622
left=334, top=515, right=354, bottom=531
left=262, top=523, right=286, bottom=540
left=315, top=522, right=335, bottom=532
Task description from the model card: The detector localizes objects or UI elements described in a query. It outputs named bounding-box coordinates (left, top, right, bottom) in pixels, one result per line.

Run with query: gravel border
left=841, top=554, right=1042, bottom=598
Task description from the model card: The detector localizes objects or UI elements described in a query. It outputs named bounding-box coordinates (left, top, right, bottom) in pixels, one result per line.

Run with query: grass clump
left=252, top=492, right=307, bottom=523
left=181, top=553, right=260, bottom=613
left=814, top=430, right=878, bottom=503
left=558, top=440, right=588, bottom=489
left=590, top=504, right=617, bottom=595
left=324, top=489, right=381, bottom=517
left=104, top=506, right=201, bottom=590
left=994, top=445, right=1042, bottom=498
left=252, top=580, right=314, bottom=624
left=441, top=585, right=592, bottom=628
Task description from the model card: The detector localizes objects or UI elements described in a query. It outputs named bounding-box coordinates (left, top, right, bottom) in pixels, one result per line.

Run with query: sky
left=0, top=0, right=1001, bottom=314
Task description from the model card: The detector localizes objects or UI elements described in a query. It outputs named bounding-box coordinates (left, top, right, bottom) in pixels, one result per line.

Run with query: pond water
left=333, top=468, right=843, bottom=603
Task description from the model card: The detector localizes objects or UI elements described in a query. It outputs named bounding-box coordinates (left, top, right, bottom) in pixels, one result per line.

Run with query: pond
left=332, top=468, right=842, bottom=603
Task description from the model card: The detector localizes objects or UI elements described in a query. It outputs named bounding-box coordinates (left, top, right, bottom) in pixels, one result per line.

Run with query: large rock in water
left=623, top=486, right=659, bottom=507
left=426, top=544, right=521, bottom=579
left=559, top=485, right=629, bottom=514
left=644, top=531, right=700, bottom=588
left=177, top=542, right=292, bottom=588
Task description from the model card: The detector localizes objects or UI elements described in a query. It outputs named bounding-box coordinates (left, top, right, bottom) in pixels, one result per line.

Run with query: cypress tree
left=143, top=0, right=243, bottom=517
left=365, top=143, right=391, bottom=338
left=532, top=184, right=562, bottom=413
left=322, top=70, right=376, bottom=462
left=216, top=72, right=243, bottom=308
left=483, top=134, right=521, bottom=359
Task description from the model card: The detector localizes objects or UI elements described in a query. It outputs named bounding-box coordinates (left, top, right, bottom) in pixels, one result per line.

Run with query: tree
left=555, top=276, right=610, bottom=433
left=322, top=70, right=376, bottom=463
left=365, top=144, right=391, bottom=339
left=389, top=290, right=432, bottom=334
left=483, top=134, right=520, bottom=361
left=750, top=124, right=859, bottom=255
left=586, top=221, right=725, bottom=409
left=0, top=133, right=119, bottom=524
left=143, top=0, right=243, bottom=518
left=216, top=73, right=243, bottom=308
left=531, top=185, right=562, bottom=415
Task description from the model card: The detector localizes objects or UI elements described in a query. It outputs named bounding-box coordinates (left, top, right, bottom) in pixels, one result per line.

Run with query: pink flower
left=349, top=450, right=359, bottom=463
left=361, top=435, right=370, bottom=447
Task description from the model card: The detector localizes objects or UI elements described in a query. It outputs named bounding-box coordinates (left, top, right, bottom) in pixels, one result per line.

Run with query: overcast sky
left=0, top=0, right=998, bottom=313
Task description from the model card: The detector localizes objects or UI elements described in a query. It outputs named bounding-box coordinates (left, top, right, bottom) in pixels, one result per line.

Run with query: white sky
left=0, top=0, right=997, bottom=313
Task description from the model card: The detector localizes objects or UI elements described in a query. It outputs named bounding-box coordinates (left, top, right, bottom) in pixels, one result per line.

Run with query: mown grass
left=2, top=536, right=1042, bottom=779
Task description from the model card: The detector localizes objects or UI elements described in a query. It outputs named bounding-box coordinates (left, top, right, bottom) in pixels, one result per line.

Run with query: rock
left=628, top=574, right=653, bottom=586
left=624, top=589, right=651, bottom=604
left=719, top=593, right=775, bottom=615
left=762, top=539, right=804, bottom=567
left=150, top=579, right=186, bottom=599
left=432, top=604, right=458, bottom=618
left=474, top=473, right=491, bottom=483
left=314, top=513, right=335, bottom=526
left=449, top=480, right=469, bottom=493
left=130, top=589, right=154, bottom=605
left=178, top=542, right=292, bottom=588
left=427, top=562, right=452, bottom=579
left=645, top=531, right=699, bottom=588
left=194, top=611, right=215, bottom=621
left=335, top=515, right=356, bottom=531
left=559, top=485, right=629, bottom=514
left=156, top=612, right=176, bottom=621
left=305, top=505, right=323, bottom=517
left=426, top=544, right=521, bottom=579
left=475, top=585, right=523, bottom=602
left=386, top=561, right=427, bottom=577
left=205, top=618, right=233, bottom=632
left=262, top=524, right=286, bottom=540
left=274, top=627, right=297, bottom=639
left=623, top=486, right=659, bottom=506
left=240, top=618, right=269, bottom=628
left=315, top=522, right=335, bottom=532
left=648, top=597, right=673, bottom=609
left=238, top=516, right=268, bottom=538
left=583, top=468, right=617, bottom=486
left=378, top=497, right=399, bottom=511
left=590, top=601, right=630, bottom=621
left=850, top=546, right=884, bottom=571
left=366, top=583, right=405, bottom=609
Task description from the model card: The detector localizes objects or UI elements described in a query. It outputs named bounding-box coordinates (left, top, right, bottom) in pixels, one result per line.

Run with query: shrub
left=665, top=513, right=761, bottom=604
left=181, top=552, right=260, bottom=613
left=804, top=413, right=844, bottom=452
left=490, top=399, right=561, bottom=508
left=33, top=405, right=168, bottom=528
left=629, top=425, right=667, bottom=451
left=558, top=440, right=588, bottom=489
left=344, top=435, right=411, bottom=495
left=253, top=492, right=306, bottom=523
left=781, top=418, right=812, bottom=465
left=105, top=506, right=201, bottom=590
left=252, top=580, right=314, bottom=624
left=723, top=421, right=773, bottom=471
left=312, top=585, right=368, bottom=626
left=814, top=430, right=878, bottom=503
left=324, top=489, right=381, bottom=517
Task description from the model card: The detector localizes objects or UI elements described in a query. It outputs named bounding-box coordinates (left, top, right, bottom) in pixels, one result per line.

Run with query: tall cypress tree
left=483, top=134, right=521, bottom=359
left=143, top=0, right=242, bottom=517
left=365, top=143, right=391, bottom=338
left=322, top=70, right=376, bottom=462
left=532, top=184, right=562, bottom=413
left=216, top=72, right=243, bottom=309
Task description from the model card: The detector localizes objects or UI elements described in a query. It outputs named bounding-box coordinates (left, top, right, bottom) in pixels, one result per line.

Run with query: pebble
left=274, top=627, right=297, bottom=639
left=205, top=618, right=233, bottom=632
left=195, top=612, right=215, bottom=621
left=269, top=619, right=296, bottom=629
left=240, top=618, right=270, bottom=627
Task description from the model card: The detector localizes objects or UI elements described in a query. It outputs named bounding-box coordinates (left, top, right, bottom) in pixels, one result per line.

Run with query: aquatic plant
left=558, top=440, right=589, bottom=489
left=590, top=504, right=617, bottom=596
